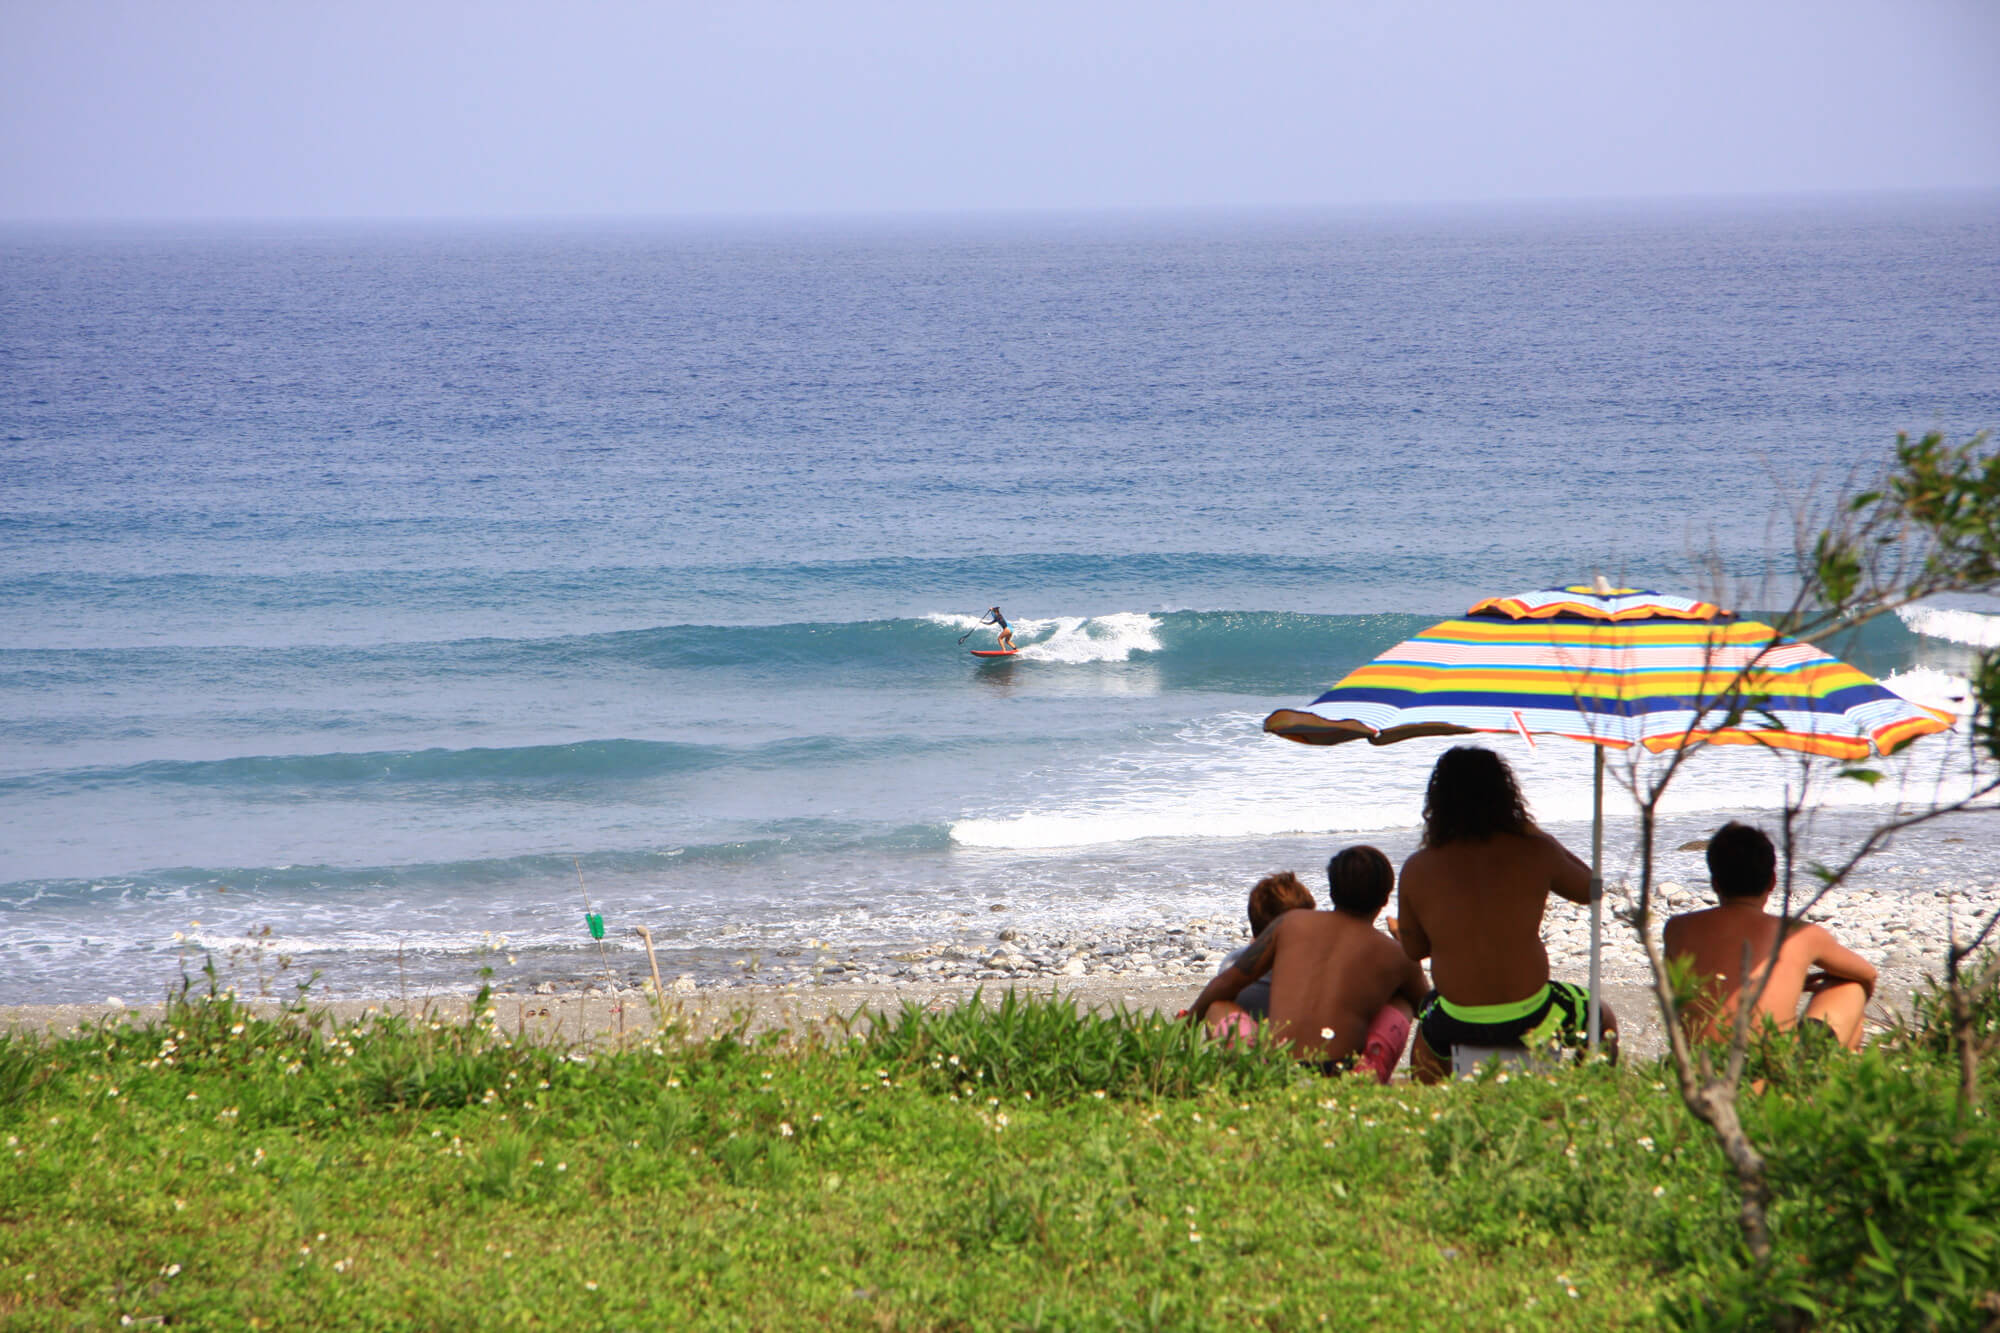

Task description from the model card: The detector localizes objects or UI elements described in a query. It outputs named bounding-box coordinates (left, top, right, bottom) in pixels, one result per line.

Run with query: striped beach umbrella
left=1263, top=583, right=1954, bottom=1050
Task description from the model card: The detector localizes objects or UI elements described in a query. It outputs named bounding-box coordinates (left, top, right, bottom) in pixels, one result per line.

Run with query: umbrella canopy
left=1263, top=583, right=1955, bottom=1052
left=1266, top=584, right=1949, bottom=757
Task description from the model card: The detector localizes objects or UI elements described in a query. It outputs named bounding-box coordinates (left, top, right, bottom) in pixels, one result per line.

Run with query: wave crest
left=1898, top=605, right=2000, bottom=649
left=1882, top=667, right=1975, bottom=719
left=924, top=610, right=1164, bottom=663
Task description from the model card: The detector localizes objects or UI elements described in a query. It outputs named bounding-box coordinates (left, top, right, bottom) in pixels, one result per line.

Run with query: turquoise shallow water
left=3, top=196, right=1998, bottom=1003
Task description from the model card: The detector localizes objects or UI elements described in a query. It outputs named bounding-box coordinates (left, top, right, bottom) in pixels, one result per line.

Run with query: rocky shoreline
left=507, top=877, right=1996, bottom=1011
left=6, top=873, right=1989, bottom=1053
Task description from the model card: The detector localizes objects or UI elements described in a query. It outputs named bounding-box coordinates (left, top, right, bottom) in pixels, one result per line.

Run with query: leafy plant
left=1668, top=1053, right=2000, bottom=1330
left=1896, top=948, right=2000, bottom=1066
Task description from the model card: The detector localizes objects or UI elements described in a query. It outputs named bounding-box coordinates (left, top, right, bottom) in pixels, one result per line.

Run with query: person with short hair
left=1396, top=745, right=1617, bottom=1082
left=1218, top=870, right=1316, bottom=1021
left=1190, top=847, right=1427, bottom=1081
left=1663, top=821, right=1876, bottom=1051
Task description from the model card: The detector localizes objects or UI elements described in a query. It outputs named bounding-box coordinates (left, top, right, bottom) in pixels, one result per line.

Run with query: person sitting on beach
left=1188, top=847, right=1427, bottom=1082
left=1662, top=821, right=1877, bottom=1052
left=979, top=606, right=1016, bottom=652
left=1397, top=746, right=1617, bottom=1082
left=1213, top=871, right=1317, bottom=1023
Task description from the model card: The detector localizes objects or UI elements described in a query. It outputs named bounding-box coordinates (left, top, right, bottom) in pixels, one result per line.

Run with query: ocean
left=4, top=194, right=1998, bottom=1006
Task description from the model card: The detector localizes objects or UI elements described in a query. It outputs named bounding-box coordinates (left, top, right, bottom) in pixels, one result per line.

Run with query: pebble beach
left=14, top=863, right=1990, bottom=1070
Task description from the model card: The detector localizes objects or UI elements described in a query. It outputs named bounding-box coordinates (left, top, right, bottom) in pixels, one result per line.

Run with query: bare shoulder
left=1398, top=847, right=1439, bottom=891
left=1525, top=828, right=1588, bottom=873
left=1360, top=920, right=1405, bottom=958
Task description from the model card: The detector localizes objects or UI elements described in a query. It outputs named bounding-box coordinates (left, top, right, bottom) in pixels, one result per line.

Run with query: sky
left=2, top=0, right=1998, bottom=221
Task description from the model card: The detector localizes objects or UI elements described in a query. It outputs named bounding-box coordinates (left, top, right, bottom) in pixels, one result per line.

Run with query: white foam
left=950, top=707, right=1992, bottom=852
left=927, top=610, right=1164, bottom=664
left=1881, top=667, right=1974, bottom=720
left=1899, top=605, right=2000, bottom=649
left=1017, top=613, right=1162, bottom=663
left=184, top=928, right=638, bottom=956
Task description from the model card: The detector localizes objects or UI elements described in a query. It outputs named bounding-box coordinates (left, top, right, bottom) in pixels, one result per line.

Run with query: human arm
left=1802, top=926, right=1878, bottom=997
left=1391, top=857, right=1432, bottom=960
left=1536, top=829, right=1594, bottom=906
left=1393, top=954, right=1429, bottom=1008
left=1394, top=885, right=1432, bottom=962
left=1189, top=921, right=1280, bottom=1021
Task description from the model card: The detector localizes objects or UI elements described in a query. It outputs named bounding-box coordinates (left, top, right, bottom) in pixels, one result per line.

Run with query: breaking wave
left=1899, top=605, right=2000, bottom=650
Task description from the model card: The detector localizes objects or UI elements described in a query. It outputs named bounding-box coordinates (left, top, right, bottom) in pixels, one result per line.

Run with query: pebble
left=513, top=881, right=2000, bottom=998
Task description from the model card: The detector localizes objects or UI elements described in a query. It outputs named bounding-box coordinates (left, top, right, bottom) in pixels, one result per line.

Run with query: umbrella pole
left=1587, top=745, right=1604, bottom=1053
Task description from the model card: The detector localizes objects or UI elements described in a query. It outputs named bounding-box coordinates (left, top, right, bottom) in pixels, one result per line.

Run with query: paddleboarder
left=978, top=606, right=1016, bottom=652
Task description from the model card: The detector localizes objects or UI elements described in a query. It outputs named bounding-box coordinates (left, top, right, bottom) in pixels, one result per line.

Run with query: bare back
left=1258, top=911, right=1427, bottom=1062
left=1663, top=903, right=1877, bottom=1041
left=1397, top=829, right=1591, bottom=1007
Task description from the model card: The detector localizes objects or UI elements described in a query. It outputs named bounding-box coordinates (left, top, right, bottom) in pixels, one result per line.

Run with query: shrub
left=1668, top=1053, right=2000, bottom=1331
left=1897, top=947, right=2000, bottom=1076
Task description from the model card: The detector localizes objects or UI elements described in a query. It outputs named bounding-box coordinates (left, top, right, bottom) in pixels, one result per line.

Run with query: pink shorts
left=1212, top=1010, right=1259, bottom=1044
left=1356, top=1005, right=1413, bottom=1084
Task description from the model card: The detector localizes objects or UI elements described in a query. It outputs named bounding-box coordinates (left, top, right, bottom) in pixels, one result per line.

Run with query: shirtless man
left=1189, top=846, right=1427, bottom=1079
left=1663, top=821, right=1876, bottom=1051
left=1397, top=746, right=1617, bottom=1083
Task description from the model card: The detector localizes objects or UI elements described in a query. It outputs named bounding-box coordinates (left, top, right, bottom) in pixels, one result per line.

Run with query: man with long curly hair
left=1396, top=746, right=1617, bottom=1081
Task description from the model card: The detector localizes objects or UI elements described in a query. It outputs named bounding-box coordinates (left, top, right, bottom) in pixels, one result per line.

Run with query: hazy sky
left=4, top=0, right=1998, bottom=220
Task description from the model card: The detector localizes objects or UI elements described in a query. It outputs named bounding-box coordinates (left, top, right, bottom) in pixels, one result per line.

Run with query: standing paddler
left=977, top=606, right=1016, bottom=652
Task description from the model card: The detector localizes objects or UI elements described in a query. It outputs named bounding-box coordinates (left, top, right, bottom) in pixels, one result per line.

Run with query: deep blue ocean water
left=4, top=195, right=1998, bottom=1003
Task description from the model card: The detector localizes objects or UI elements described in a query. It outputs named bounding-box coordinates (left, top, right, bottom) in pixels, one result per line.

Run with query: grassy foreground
left=2, top=981, right=1997, bottom=1331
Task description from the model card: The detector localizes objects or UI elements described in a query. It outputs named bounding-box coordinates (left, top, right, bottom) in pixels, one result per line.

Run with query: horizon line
left=5, top=183, right=1998, bottom=230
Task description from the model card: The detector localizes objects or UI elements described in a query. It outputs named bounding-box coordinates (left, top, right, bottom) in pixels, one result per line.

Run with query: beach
left=9, top=855, right=1981, bottom=1063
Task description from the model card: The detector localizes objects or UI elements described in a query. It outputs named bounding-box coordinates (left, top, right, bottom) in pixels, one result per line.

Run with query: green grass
left=2, top=978, right=1996, bottom=1330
